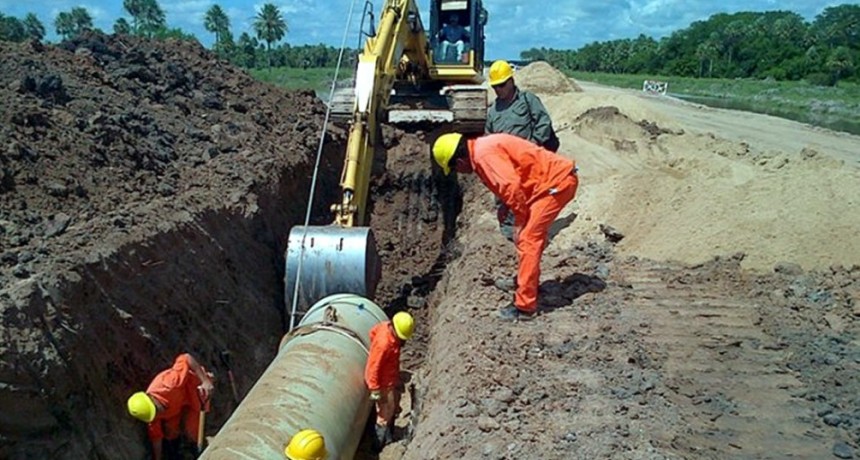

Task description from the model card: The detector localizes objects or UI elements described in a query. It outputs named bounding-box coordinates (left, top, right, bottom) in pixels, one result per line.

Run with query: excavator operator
left=432, top=132, right=578, bottom=321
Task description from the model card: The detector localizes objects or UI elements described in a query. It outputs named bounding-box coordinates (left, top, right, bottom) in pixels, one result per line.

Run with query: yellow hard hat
left=392, top=312, right=415, bottom=341
left=488, top=60, right=514, bottom=86
left=127, top=392, right=156, bottom=423
left=432, top=133, right=463, bottom=176
left=285, top=429, right=328, bottom=460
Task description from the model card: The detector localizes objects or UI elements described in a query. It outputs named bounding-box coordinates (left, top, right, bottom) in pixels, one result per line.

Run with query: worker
left=439, top=13, right=469, bottom=62
left=432, top=132, right=578, bottom=321
left=485, top=60, right=559, bottom=151
left=284, top=429, right=328, bottom=460
left=485, top=59, right=561, bottom=251
left=364, top=311, right=415, bottom=448
left=127, top=353, right=215, bottom=460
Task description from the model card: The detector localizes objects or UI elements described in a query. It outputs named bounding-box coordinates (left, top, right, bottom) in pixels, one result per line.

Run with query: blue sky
left=0, top=1, right=849, bottom=59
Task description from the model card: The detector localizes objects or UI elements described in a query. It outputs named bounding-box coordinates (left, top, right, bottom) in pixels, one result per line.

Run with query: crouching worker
left=127, top=353, right=215, bottom=460
left=364, top=312, right=415, bottom=449
left=285, top=429, right=328, bottom=460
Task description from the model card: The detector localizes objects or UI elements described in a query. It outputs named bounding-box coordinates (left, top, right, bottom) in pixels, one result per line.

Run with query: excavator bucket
left=284, top=225, right=382, bottom=317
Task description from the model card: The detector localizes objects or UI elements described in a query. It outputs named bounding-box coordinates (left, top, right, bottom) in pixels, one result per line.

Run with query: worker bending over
left=127, top=353, right=215, bottom=460
left=485, top=59, right=560, bottom=248
left=364, top=312, right=415, bottom=448
left=284, top=429, right=328, bottom=460
left=432, top=132, right=578, bottom=321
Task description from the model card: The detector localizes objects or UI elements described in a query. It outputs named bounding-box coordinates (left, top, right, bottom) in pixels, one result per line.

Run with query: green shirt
left=485, top=88, right=553, bottom=147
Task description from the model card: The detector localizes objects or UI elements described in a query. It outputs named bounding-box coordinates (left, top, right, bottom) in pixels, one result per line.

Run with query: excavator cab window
left=430, top=0, right=485, bottom=66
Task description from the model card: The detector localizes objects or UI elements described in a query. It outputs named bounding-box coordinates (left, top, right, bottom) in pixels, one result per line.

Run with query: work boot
left=494, top=277, right=517, bottom=292
left=498, top=304, right=536, bottom=322
left=374, top=424, right=390, bottom=449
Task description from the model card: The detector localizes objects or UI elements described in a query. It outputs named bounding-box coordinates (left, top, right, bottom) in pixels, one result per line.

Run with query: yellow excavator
left=285, top=0, right=489, bottom=315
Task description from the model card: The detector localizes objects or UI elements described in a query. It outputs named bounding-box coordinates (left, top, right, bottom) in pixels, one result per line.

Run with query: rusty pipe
left=200, top=294, right=387, bottom=459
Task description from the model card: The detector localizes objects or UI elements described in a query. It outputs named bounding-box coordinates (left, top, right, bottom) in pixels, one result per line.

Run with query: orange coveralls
left=146, top=354, right=205, bottom=445
left=364, top=321, right=402, bottom=426
left=469, top=133, right=578, bottom=313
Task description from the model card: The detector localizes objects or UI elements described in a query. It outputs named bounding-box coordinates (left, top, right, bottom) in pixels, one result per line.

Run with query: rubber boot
left=374, top=424, right=390, bottom=450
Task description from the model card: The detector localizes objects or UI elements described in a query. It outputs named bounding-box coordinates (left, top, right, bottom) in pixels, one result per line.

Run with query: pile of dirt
left=0, top=32, right=345, bottom=458
left=515, top=61, right=583, bottom=95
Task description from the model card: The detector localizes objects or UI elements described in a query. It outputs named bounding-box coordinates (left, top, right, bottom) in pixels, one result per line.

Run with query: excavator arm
left=285, top=0, right=486, bottom=316
left=336, top=0, right=430, bottom=227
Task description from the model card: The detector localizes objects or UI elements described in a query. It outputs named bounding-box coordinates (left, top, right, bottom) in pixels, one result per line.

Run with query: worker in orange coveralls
left=364, top=311, right=414, bottom=449
left=432, top=132, right=578, bottom=321
left=127, top=353, right=215, bottom=460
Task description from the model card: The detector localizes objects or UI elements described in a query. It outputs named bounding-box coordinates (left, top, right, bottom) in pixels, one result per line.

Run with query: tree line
left=520, top=4, right=859, bottom=86
left=0, top=1, right=352, bottom=70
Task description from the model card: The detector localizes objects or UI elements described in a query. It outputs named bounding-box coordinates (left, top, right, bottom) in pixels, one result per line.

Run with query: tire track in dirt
left=619, top=259, right=832, bottom=459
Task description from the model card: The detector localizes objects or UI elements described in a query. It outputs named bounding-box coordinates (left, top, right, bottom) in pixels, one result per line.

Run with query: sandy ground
left=540, top=80, right=860, bottom=272
left=391, top=68, right=859, bottom=460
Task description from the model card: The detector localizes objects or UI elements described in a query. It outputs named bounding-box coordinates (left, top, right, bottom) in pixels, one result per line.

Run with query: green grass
left=565, top=71, right=860, bottom=135
left=248, top=66, right=355, bottom=96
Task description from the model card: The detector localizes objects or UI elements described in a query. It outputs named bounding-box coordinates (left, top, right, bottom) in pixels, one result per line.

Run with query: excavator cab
left=429, top=0, right=487, bottom=71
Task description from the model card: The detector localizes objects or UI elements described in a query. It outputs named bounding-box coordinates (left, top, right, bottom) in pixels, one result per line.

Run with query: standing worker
left=432, top=132, right=578, bottom=321
left=284, top=429, right=328, bottom=460
left=485, top=60, right=559, bottom=152
left=364, top=311, right=415, bottom=449
left=485, top=60, right=561, bottom=253
left=127, top=353, right=215, bottom=460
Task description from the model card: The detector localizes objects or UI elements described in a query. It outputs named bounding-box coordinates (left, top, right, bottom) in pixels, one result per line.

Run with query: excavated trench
left=0, top=123, right=454, bottom=459
left=0, top=33, right=458, bottom=459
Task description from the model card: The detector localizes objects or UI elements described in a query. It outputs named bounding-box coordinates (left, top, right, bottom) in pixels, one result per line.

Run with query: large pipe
left=201, top=294, right=388, bottom=459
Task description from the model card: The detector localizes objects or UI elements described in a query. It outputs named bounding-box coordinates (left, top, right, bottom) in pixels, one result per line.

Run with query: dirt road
left=576, top=81, right=860, bottom=168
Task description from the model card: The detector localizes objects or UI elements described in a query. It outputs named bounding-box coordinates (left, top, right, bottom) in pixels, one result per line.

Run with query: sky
left=0, top=0, right=851, bottom=59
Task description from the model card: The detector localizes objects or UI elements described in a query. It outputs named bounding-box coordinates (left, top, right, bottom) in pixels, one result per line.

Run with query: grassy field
left=566, top=71, right=860, bottom=135
left=248, top=66, right=355, bottom=96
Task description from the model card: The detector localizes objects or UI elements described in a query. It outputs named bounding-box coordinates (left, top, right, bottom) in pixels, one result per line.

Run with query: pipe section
left=201, top=294, right=388, bottom=459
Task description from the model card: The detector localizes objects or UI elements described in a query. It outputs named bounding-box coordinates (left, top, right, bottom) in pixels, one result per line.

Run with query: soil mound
left=515, top=61, right=583, bottom=95
left=572, top=106, right=679, bottom=153
left=0, top=32, right=328, bottom=281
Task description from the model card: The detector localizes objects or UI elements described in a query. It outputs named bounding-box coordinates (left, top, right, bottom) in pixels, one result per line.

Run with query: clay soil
left=1, top=37, right=858, bottom=460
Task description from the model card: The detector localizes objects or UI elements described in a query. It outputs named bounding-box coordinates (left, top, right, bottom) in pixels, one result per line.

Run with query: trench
left=1, top=132, right=345, bottom=458
left=0, top=119, right=460, bottom=459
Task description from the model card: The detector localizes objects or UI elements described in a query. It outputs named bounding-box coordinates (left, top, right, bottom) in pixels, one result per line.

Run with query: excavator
left=284, top=0, right=489, bottom=316
left=201, top=1, right=490, bottom=458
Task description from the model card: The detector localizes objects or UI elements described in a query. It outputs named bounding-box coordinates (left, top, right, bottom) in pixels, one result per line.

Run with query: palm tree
left=253, top=3, right=287, bottom=68
left=114, top=18, right=132, bottom=35
left=55, top=7, right=92, bottom=39
left=123, top=0, right=143, bottom=33
left=204, top=4, right=230, bottom=44
left=54, top=12, right=75, bottom=39
left=23, top=13, right=45, bottom=41
left=70, top=7, right=93, bottom=33
left=140, top=0, right=165, bottom=37
left=1, top=14, right=27, bottom=42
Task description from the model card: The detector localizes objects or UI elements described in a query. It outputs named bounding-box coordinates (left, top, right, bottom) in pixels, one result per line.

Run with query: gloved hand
left=370, top=390, right=381, bottom=401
